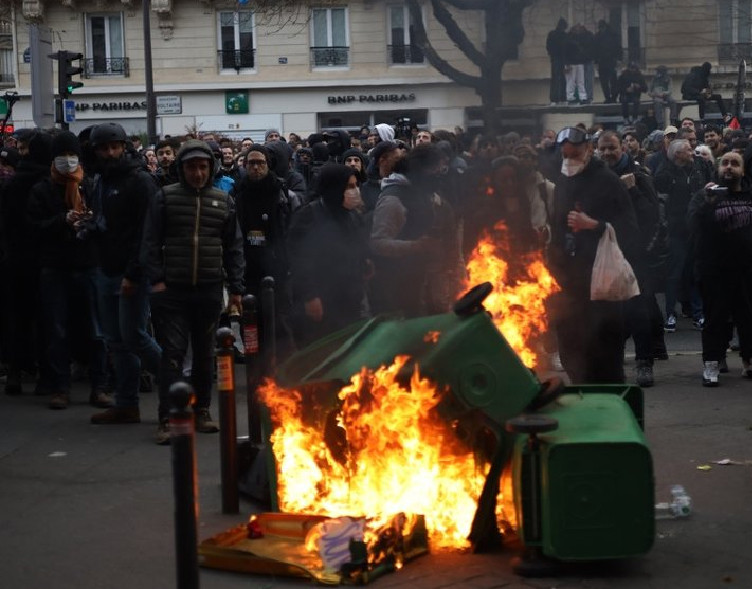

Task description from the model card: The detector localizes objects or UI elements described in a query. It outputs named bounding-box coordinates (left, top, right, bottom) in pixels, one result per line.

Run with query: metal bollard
left=260, top=276, right=277, bottom=376
left=241, top=294, right=262, bottom=444
left=169, top=382, right=200, bottom=589
left=216, top=327, right=239, bottom=514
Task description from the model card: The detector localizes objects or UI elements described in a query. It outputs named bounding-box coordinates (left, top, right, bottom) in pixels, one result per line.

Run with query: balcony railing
left=310, top=46, right=349, bottom=67
left=387, top=44, right=424, bottom=65
left=218, top=49, right=255, bottom=72
left=83, top=57, right=130, bottom=78
left=0, top=73, right=14, bottom=86
left=719, top=43, right=752, bottom=63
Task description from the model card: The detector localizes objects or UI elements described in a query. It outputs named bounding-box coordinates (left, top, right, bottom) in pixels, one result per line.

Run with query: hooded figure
left=287, top=164, right=370, bottom=344
left=341, top=147, right=368, bottom=184
left=374, top=123, right=395, bottom=143
left=265, top=139, right=307, bottom=208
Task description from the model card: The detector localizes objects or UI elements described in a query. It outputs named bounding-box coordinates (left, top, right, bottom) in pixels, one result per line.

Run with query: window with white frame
left=311, top=7, right=349, bottom=67
left=388, top=3, right=424, bottom=65
left=606, top=1, right=645, bottom=66
left=0, top=19, right=13, bottom=85
left=719, top=0, right=752, bottom=61
left=218, top=10, right=255, bottom=72
left=86, top=13, right=127, bottom=76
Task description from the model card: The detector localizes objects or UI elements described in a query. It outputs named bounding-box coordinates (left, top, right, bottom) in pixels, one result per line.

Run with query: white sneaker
left=702, top=361, right=719, bottom=387
left=549, top=352, right=565, bottom=372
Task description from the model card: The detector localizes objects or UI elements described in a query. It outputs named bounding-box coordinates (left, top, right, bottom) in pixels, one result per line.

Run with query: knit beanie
left=264, top=128, right=280, bottom=142
left=26, top=131, right=54, bottom=166
left=375, top=123, right=395, bottom=142
left=52, top=131, right=82, bottom=158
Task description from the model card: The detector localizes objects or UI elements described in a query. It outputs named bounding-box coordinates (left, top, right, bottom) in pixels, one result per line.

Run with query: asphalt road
left=1, top=316, right=750, bottom=589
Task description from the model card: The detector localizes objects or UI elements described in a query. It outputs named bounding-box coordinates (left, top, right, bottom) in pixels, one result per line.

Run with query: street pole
left=143, top=0, right=158, bottom=146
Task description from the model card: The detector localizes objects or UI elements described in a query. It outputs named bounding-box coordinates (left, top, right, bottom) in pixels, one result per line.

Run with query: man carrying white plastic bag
left=548, top=126, right=641, bottom=384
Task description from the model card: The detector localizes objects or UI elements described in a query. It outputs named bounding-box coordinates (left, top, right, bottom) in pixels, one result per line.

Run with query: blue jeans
left=96, top=270, right=161, bottom=408
left=39, top=267, right=107, bottom=393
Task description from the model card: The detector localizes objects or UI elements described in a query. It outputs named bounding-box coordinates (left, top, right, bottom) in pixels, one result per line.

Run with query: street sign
left=157, top=95, right=182, bottom=115
left=64, top=99, right=76, bottom=123
left=225, top=91, right=249, bottom=114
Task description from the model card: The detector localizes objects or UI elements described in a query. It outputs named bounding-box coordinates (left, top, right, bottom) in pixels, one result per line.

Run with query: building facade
left=0, top=1, right=747, bottom=139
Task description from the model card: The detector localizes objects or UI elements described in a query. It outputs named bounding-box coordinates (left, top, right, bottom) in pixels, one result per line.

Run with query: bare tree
left=407, top=0, right=533, bottom=132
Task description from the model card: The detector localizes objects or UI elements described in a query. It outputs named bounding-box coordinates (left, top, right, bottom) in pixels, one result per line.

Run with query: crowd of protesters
left=1, top=114, right=750, bottom=444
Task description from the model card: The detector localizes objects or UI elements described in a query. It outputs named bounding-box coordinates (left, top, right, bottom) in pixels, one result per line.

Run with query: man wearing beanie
left=88, top=123, right=162, bottom=427
left=1, top=131, right=54, bottom=396
left=27, top=131, right=110, bottom=409
left=142, top=139, right=245, bottom=444
left=360, top=140, right=404, bottom=212
left=264, top=129, right=281, bottom=144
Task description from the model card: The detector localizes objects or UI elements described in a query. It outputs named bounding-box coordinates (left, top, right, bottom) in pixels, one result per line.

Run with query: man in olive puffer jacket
left=141, top=139, right=245, bottom=444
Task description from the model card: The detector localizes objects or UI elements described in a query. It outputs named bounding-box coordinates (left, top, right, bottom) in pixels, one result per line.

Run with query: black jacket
left=92, top=152, right=159, bottom=281
left=549, top=157, right=640, bottom=296
left=232, top=171, right=291, bottom=297
left=141, top=140, right=245, bottom=294
left=654, top=158, right=709, bottom=240
left=27, top=176, right=98, bottom=270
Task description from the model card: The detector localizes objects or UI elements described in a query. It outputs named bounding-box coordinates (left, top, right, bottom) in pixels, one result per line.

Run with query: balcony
left=387, top=44, right=424, bottom=65
left=310, top=46, right=349, bottom=68
left=217, top=49, right=255, bottom=72
left=83, top=57, right=130, bottom=78
left=719, top=43, right=752, bottom=64
left=0, top=73, right=14, bottom=87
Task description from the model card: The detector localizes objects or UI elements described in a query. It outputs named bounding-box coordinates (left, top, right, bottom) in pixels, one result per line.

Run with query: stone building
left=0, top=1, right=746, bottom=139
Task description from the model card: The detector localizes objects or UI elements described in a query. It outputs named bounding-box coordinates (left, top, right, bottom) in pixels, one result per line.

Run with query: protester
left=142, top=139, right=245, bottom=444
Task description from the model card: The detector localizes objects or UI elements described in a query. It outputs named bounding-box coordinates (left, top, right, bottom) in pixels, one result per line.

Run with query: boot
left=635, top=360, right=654, bottom=388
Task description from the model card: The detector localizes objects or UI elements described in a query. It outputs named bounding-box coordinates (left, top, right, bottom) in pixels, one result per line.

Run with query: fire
left=259, top=356, right=488, bottom=549
left=465, top=222, right=560, bottom=369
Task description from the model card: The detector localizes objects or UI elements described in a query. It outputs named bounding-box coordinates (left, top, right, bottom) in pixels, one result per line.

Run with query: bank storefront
left=12, top=82, right=478, bottom=143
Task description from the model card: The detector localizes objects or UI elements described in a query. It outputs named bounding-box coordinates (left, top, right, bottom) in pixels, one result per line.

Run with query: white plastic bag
left=590, top=223, right=640, bottom=301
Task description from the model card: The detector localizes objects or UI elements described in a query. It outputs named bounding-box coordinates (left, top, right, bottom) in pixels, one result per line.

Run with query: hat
left=374, top=123, right=395, bottom=142
left=181, top=149, right=212, bottom=161
left=0, top=146, right=20, bottom=168
left=648, top=130, right=664, bottom=144
left=51, top=131, right=81, bottom=158
left=370, top=140, right=399, bottom=164
left=664, top=125, right=678, bottom=136
left=264, top=129, right=280, bottom=142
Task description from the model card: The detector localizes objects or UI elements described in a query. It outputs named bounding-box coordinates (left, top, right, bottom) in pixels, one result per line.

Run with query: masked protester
left=27, top=131, right=110, bottom=410
left=287, top=164, right=371, bottom=345
left=549, top=126, right=640, bottom=384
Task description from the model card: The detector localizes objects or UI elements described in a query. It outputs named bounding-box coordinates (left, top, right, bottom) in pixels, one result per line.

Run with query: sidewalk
left=1, top=349, right=750, bottom=589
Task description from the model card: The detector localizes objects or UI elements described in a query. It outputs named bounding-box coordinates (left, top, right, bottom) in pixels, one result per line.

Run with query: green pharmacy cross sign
left=225, top=91, right=249, bottom=114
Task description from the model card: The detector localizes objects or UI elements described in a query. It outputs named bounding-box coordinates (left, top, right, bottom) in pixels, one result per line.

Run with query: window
left=311, top=7, right=349, bottom=67
left=608, top=1, right=645, bottom=66
left=85, top=13, right=127, bottom=76
left=218, top=10, right=255, bottom=72
left=388, top=4, right=424, bottom=65
left=0, top=19, right=12, bottom=86
left=719, top=0, right=752, bottom=62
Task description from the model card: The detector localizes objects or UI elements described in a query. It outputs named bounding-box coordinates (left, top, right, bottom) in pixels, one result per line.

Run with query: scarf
left=50, top=164, right=85, bottom=212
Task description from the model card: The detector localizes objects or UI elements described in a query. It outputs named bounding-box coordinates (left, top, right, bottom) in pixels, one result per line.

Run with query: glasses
left=246, top=159, right=267, bottom=167
left=556, top=127, right=588, bottom=145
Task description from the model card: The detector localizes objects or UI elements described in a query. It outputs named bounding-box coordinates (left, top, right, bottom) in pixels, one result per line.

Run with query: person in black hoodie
left=341, top=147, right=368, bottom=185
left=27, top=131, right=110, bottom=410
left=88, top=123, right=162, bottom=426
left=287, top=164, right=370, bottom=345
left=265, top=139, right=307, bottom=209
left=681, top=62, right=730, bottom=123
left=549, top=126, right=639, bottom=384
left=232, top=144, right=296, bottom=358
left=688, top=152, right=752, bottom=386
left=0, top=131, right=53, bottom=395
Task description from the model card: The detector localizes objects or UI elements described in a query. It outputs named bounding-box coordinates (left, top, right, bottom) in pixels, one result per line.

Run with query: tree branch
left=430, top=0, right=486, bottom=68
left=407, top=0, right=481, bottom=90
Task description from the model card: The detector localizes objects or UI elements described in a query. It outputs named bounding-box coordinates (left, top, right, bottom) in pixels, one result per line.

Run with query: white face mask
left=561, top=157, right=586, bottom=177
left=54, top=155, right=79, bottom=174
left=343, top=187, right=362, bottom=210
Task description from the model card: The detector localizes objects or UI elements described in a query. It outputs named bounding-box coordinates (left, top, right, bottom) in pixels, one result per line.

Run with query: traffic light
left=54, top=50, right=84, bottom=98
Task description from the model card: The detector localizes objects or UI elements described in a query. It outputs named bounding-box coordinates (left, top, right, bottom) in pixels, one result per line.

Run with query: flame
left=259, top=356, right=487, bottom=549
left=423, top=331, right=440, bottom=343
left=465, top=222, right=560, bottom=369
